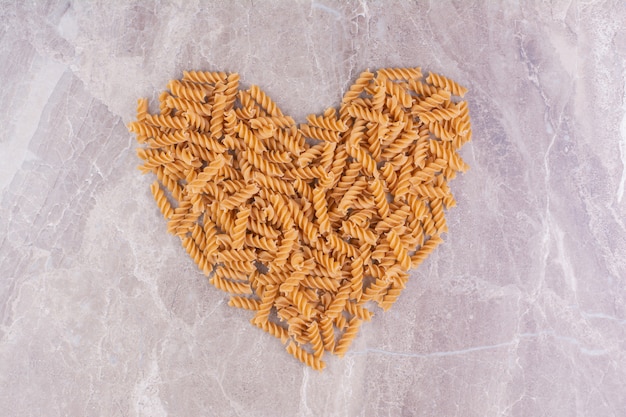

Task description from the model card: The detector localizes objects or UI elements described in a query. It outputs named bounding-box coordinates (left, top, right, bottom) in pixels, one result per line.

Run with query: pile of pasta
left=129, top=67, right=471, bottom=371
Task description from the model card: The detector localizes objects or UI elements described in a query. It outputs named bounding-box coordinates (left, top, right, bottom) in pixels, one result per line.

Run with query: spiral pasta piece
left=313, top=316, right=335, bottom=354
left=334, top=317, right=362, bottom=357
left=377, top=66, right=422, bottom=81
left=249, top=84, right=283, bottom=117
left=300, top=276, right=340, bottom=292
left=274, top=228, right=298, bottom=268
left=324, top=280, right=350, bottom=320
left=309, top=248, right=341, bottom=275
left=276, top=126, right=306, bottom=156
left=128, top=121, right=162, bottom=138
left=381, top=129, right=419, bottom=160
left=253, top=172, right=295, bottom=196
left=264, top=150, right=292, bottom=164
left=287, top=199, right=319, bottom=243
left=299, top=124, right=341, bottom=143
left=251, top=284, right=279, bottom=324
left=236, top=121, right=266, bottom=153
left=182, top=70, right=227, bottom=85
left=428, top=138, right=469, bottom=172
left=218, top=249, right=257, bottom=263
left=182, top=236, right=211, bottom=276
left=341, top=70, right=375, bottom=104
left=325, top=232, right=361, bottom=259
left=378, top=272, right=408, bottom=311
left=149, top=181, right=174, bottom=220
left=290, top=289, right=316, bottom=319
left=430, top=198, right=447, bottom=234
left=219, top=183, right=260, bottom=211
left=384, top=81, right=413, bottom=108
left=166, top=96, right=212, bottom=116
left=318, top=142, right=337, bottom=172
left=348, top=255, right=364, bottom=301
left=230, top=206, right=250, bottom=250
left=186, top=155, right=226, bottom=192
left=207, top=93, right=225, bottom=138
left=286, top=341, right=325, bottom=371
left=284, top=165, right=328, bottom=181
left=312, top=187, right=331, bottom=235
left=244, top=233, right=277, bottom=252
left=426, top=71, right=468, bottom=97
left=185, top=112, right=210, bottom=132
left=253, top=317, right=289, bottom=344
left=246, top=219, right=281, bottom=239
left=215, top=265, right=250, bottom=281
left=368, top=178, right=390, bottom=219
left=267, top=194, right=295, bottom=230
left=366, top=125, right=383, bottom=161
left=279, top=268, right=307, bottom=294
left=361, top=277, right=390, bottom=303
left=136, top=98, right=148, bottom=122
left=347, top=104, right=389, bottom=125
left=418, top=106, right=461, bottom=124
left=410, top=158, right=448, bottom=184
left=305, top=114, right=348, bottom=132
left=408, top=80, right=437, bottom=98
left=411, top=184, right=449, bottom=199
left=146, top=131, right=187, bottom=148
left=346, top=301, right=373, bottom=321
left=168, top=80, right=208, bottom=103
left=341, top=220, right=378, bottom=245
left=386, top=229, right=411, bottom=271
left=307, top=321, right=325, bottom=358
left=337, top=178, right=368, bottom=214
left=228, top=296, right=261, bottom=310
left=242, top=150, right=284, bottom=177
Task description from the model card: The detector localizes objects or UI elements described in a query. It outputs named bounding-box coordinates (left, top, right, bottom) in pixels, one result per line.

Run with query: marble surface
left=1, top=1, right=626, bottom=416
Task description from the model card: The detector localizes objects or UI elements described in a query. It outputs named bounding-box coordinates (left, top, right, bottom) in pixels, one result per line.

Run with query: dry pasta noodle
left=129, top=67, right=472, bottom=371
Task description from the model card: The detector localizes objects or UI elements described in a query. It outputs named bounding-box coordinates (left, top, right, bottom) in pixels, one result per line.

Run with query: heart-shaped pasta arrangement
left=129, top=67, right=471, bottom=371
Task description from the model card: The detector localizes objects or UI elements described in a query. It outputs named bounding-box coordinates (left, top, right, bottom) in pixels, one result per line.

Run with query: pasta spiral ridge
left=168, top=80, right=208, bottom=103
left=305, top=114, right=348, bottom=132
left=377, top=66, right=423, bottom=81
left=231, top=206, right=251, bottom=250
left=426, top=71, right=468, bottom=97
left=150, top=181, right=174, bottom=220
left=347, top=104, right=389, bottom=124
left=183, top=70, right=228, bottom=85
left=334, top=317, right=362, bottom=357
left=286, top=341, right=325, bottom=371
left=229, top=296, right=261, bottom=310
left=341, top=70, right=375, bottom=104
left=386, top=229, right=411, bottom=271
left=249, top=84, right=284, bottom=117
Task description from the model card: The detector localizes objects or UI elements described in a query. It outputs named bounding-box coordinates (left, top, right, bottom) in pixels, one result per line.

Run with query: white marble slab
left=1, top=1, right=625, bottom=416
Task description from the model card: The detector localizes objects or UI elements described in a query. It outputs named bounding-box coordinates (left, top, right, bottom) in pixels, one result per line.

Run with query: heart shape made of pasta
left=129, top=67, right=471, bottom=371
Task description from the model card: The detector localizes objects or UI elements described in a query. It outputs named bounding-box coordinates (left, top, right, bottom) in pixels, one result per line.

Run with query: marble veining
left=1, top=1, right=625, bottom=416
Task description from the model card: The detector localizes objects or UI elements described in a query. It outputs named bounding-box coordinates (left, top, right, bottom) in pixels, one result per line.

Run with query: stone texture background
left=1, top=1, right=625, bottom=416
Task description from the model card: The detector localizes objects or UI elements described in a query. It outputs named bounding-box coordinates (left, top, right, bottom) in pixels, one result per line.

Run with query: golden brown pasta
left=149, top=181, right=174, bottom=219
left=425, top=71, right=468, bottom=97
left=286, top=341, right=325, bottom=371
left=341, top=70, right=375, bottom=105
left=377, top=66, right=422, bottom=81
left=228, top=296, right=261, bottom=311
left=230, top=206, right=250, bottom=250
left=130, top=67, right=472, bottom=371
left=334, top=317, right=362, bottom=357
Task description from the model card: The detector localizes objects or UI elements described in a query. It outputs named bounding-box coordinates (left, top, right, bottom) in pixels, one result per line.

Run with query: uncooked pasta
left=130, top=67, right=472, bottom=371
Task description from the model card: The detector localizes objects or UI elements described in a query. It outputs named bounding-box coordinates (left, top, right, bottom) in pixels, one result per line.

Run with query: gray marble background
left=1, top=1, right=625, bottom=416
